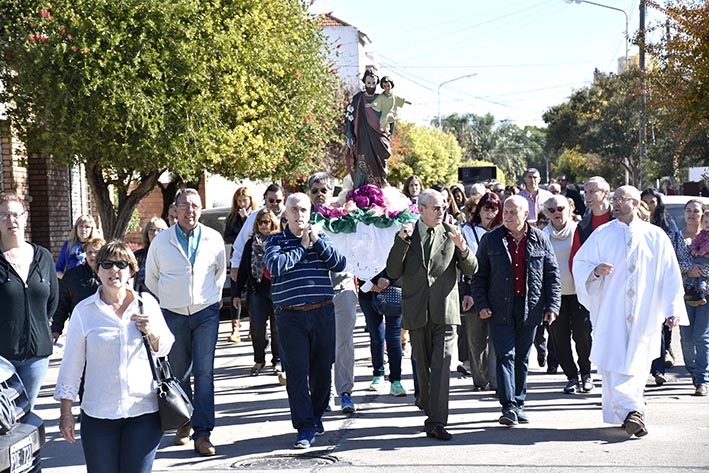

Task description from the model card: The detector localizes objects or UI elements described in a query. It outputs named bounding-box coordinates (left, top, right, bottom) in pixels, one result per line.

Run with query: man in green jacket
left=386, top=188, right=477, bottom=441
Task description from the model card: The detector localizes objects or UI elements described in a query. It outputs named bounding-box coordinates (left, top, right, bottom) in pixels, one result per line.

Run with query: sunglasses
left=258, top=220, right=271, bottom=225
left=310, top=188, right=329, bottom=195
left=268, top=198, right=283, bottom=204
left=547, top=207, right=566, bottom=214
left=99, top=260, right=130, bottom=270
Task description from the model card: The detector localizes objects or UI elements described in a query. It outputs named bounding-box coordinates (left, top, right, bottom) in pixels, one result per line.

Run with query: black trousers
left=549, top=294, right=592, bottom=379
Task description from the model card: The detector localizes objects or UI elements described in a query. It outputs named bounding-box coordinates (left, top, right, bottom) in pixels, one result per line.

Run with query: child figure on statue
left=686, top=210, right=709, bottom=307
left=367, top=76, right=410, bottom=134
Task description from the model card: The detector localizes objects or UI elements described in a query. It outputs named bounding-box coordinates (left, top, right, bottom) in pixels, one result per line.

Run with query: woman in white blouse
left=55, top=241, right=174, bottom=473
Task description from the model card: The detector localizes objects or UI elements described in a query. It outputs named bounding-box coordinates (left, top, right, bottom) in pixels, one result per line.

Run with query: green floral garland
left=311, top=208, right=420, bottom=233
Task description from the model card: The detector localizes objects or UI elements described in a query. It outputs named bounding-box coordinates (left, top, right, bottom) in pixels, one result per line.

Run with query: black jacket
left=51, top=263, right=100, bottom=335
left=0, top=244, right=59, bottom=360
left=234, top=237, right=271, bottom=299
left=470, top=225, right=561, bottom=326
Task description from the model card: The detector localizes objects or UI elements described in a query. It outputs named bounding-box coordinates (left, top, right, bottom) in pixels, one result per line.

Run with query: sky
left=309, top=0, right=662, bottom=128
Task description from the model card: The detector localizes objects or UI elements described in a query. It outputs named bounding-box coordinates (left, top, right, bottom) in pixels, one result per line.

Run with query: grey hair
left=417, top=189, right=444, bottom=207
left=175, top=188, right=201, bottom=205
left=285, top=192, right=311, bottom=211
left=543, top=195, right=570, bottom=217
left=505, top=194, right=529, bottom=212
left=307, top=172, right=334, bottom=190
left=585, top=176, right=610, bottom=193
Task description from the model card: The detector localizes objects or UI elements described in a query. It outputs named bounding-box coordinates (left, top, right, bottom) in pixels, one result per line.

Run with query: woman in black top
left=0, top=192, right=59, bottom=408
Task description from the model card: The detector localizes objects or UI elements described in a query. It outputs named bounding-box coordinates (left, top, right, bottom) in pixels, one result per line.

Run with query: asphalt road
left=36, top=316, right=709, bottom=473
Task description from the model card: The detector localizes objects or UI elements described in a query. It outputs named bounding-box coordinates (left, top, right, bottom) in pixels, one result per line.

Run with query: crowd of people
left=1, top=166, right=708, bottom=470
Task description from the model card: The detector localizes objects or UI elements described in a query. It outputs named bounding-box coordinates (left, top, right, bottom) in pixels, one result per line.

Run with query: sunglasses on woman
left=547, top=207, right=566, bottom=214
left=99, top=260, right=130, bottom=270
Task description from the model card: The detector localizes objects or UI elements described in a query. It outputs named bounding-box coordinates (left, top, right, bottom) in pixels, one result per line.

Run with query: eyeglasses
left=268, top=198, right=283, bottom=204
left=178, top=203, right=201, bottom=211
left=546, top=207, right=566, bottom=214
left=258, top=220, right=271, bottom=226
left=78, top=225, right=93, bottom=231
left=424, top=205, right=445, bottom=212
left=0, top=211, right=27, bottom=222
left=612, top=197, right=635, bottom=204
left=99, top=260, right=130, bottom=270
left=310, top=188, right=329, bottom=195
left=482, top=205, right=498, bottom=212
left=148, top=228, right=164, bottom=234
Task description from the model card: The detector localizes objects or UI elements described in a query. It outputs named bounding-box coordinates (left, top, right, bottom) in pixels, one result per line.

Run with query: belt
left=280, top=299, right=333, bottom=312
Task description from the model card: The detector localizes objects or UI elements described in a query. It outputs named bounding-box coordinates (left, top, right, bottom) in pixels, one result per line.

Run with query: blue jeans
left=489, top=296, right=538, bottom=412
left=247, top=292, right=279, bottom=365
left=80, top=411, right=162, bottom=473
left=276, top=303, right=335, bottom=432
left=359, top=291, right=403, bottom=381
left=680, top=302, right=709, bottom=386
left=10, top=356, right=49, bottom=409
left=163, top=303, right=220, bottom=439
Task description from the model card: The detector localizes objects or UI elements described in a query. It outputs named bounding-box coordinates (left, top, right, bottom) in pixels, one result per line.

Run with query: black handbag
left=139, top=300, right=193, bottom=431
left=372, top=286, right=402, bottom=317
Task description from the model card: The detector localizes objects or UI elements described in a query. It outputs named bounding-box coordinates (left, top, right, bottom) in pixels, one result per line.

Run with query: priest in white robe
left=572, top=185, right=687, bottom=437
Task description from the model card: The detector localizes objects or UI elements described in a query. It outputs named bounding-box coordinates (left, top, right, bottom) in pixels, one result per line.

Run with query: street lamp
left=565, top=0, right=629, bottom=72
left=437, top=73, right=478, bottom=128
left=566, top=0, right=630, bottom=184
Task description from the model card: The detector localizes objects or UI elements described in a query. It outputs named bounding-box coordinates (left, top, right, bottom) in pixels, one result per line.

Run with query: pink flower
left=29, top=34, right=36, bottom=42
left=295, top=70, right=301, bottom=79
left=39, top=9, right=48, bottom=17
left=60, top=27, right=66, bottom=35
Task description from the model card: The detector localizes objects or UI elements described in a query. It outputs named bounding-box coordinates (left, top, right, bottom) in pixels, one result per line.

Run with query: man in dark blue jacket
left=471, top=195, right=561, bottom=426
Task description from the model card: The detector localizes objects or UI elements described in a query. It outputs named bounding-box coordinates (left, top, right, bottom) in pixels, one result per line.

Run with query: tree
left=543, top=70, right=646, bottom=186
left=437, top=112, right=543, bottom=183
left=388, top=122, right=462, bottom=187
left=0, top=0, right=343, bottom=238
left=646, top=0, right=709, bottom=180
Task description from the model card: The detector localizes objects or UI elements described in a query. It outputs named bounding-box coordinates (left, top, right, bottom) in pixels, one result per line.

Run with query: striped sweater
left=264, top=227, right=346, bottom=308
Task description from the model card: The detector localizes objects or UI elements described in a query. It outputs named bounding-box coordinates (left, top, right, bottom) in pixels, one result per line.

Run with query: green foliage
left=388, top=122, right=462, bottom=187
left=0, top=0, right=342, bottom=237
left=437, top=112, right=544, bottom=183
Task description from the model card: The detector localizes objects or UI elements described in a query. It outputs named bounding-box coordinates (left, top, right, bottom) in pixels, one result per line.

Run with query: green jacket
left=386, top=222, right=477, bottom=330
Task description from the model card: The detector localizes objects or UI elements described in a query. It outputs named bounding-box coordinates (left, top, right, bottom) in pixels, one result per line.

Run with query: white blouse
left=54, top=288, right=174, bottom=420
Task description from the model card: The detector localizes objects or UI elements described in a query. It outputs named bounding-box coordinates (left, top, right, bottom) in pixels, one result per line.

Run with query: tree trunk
left=85, top=161, right=164, bottom=240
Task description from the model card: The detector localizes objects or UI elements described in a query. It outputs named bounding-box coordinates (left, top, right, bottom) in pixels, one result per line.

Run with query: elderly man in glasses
left=306, top=172, right=359, bottom=414
left=573, top=185, right=687, bottom=438
left=145, top=188, right=226, bottom=456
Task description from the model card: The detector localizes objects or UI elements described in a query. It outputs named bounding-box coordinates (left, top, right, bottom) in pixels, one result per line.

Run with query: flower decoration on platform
left=312, top=184, right=419, bottom=234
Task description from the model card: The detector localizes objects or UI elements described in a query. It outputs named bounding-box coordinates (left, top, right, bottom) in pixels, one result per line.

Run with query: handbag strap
left=138, top=297, right=161, bottom=383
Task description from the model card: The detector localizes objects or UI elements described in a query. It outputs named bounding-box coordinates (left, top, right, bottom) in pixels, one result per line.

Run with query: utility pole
left=638, top=0, right=646, bottom=187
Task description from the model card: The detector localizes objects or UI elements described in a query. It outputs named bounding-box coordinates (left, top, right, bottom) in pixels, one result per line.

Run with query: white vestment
left=572, top=219, right=688, bottom=424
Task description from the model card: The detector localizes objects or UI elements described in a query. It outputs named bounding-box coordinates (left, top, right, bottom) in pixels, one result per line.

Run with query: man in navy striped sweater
left=265, top=192, right=346, bottom=449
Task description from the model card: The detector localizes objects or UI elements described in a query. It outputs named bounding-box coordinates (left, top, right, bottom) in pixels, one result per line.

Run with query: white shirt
left=573, top=219, right=687, bottom=376
left=54, top=289, right=174, bottom=419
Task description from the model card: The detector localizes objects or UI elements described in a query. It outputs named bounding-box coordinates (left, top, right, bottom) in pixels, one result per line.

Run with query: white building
left=319, top=13, right=376, bottom=96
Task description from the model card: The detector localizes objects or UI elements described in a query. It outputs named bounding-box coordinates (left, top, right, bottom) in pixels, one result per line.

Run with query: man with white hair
left=387, top=188, right=477, bottom=441
left=264, top=193, right=346, bottom=449
left=572, top=185, right=687, bottom=437
left=471, top=195, right=561, bottom=426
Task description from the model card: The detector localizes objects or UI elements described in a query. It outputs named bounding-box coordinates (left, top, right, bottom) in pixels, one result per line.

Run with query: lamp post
left=565, top=0, right=628, bottom=70
left=437, top=73, right=478, bottom=128
left=566, top=0, right=630, bottom=184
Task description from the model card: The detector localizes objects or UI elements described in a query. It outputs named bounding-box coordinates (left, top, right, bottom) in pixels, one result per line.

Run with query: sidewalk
left=37, top=316, right=708, bottom=473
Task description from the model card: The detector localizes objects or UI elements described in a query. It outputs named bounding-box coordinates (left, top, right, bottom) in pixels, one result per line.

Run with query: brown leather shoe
left=174, top=424, right=191, bottom=446
left=194, top=436, right=216, bottom=456
left=426, top=425, right=453, bottom=441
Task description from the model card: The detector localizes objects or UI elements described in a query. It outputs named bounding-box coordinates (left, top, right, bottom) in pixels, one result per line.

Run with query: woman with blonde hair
left=56, top=215, right=98, bottom=278
left=134, top=217, right=168, bottom=294
left=233, top=209, right=281, bottom=375
left=0, top=192, right=59, bottom=408
left=224, top=187, right=255, bottom=245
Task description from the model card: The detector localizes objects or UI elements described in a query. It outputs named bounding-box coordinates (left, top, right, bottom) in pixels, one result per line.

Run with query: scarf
left=250, top=233, right=267, bottom=283
left=544, top=219, right=575, bottom=241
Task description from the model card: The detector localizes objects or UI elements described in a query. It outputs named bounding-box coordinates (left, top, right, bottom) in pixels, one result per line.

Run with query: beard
left=365, top=85, right=376, bottom=95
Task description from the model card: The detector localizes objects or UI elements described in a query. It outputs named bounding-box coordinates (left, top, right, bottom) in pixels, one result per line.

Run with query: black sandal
left=250, top=363, right=265, bottom=376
